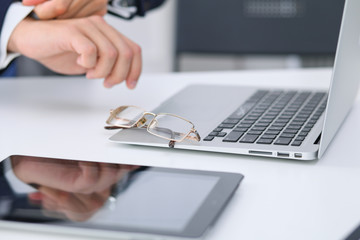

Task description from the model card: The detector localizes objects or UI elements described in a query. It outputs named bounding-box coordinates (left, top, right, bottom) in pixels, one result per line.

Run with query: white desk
left=1, top=68, right=360, bottom=240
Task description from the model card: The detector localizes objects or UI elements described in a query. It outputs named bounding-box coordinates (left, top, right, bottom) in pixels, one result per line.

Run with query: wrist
left=7, top=17, right=34, bottom=54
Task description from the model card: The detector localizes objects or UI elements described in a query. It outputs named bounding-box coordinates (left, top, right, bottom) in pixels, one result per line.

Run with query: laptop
left=110, top=0, right=360, bottom=160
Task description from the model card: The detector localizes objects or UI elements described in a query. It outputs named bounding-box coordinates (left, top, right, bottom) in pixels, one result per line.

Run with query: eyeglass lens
left=109, top=106, right=144, bottom=127
left=148, top=114, right=193, bottom=141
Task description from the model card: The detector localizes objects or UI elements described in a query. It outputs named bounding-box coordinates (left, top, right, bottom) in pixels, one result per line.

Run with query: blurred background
left=16, top=0, right=345, bottom=76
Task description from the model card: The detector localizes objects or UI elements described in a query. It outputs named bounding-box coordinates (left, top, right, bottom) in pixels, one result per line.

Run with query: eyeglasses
left=105, top=106, right=201, bottom=148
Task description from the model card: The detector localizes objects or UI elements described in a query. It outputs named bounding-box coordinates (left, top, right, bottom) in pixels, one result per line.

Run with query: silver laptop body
left=110, top=0, right=360, bottom=160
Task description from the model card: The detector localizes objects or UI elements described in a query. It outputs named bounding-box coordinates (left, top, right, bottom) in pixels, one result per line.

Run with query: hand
left=11, top=156, right=138, bottom=194
left=22, top=0, right=108, bottom=20
left=30, top=186, right=110, bottom=222
left=12, top=156, right=140, bottom=221
left=8, top=16, right=142, bottom=89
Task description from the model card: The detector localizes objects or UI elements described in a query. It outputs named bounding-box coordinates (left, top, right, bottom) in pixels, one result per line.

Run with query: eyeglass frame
left=105, top=105, right=201, bottom=148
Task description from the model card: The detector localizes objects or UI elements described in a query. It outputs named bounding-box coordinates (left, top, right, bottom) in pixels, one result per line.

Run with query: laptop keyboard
left=203, top=90, right=327, bottom=146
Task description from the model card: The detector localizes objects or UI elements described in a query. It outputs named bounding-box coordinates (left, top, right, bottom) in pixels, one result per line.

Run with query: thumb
left=22, top=0, right=47, bottom=6
left=33, top=0, right=72, bottom=20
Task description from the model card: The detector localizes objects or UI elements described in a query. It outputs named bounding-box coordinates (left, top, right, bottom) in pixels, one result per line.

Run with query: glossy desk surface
left=1, top=68, right=360, bottom=240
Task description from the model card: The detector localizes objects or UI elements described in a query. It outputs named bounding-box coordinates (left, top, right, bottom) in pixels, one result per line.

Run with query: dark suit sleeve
left=0, top=159, right=15, bottom=200
left=0, top=159, right=51, bottom=222
left=0, top=0, right=15, bottom=33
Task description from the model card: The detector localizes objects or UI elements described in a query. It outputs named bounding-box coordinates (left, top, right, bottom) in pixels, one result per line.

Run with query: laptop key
left=290, top=121, right=305, bottom=126
left=295, top=136, right=305, bottom=141
left=229, top=102, right=257, bottom=119
left=257, top=138, right=274, bottom=144
left=242, top=120, right=256, bottom=125
left=268, top=126, right=283, bottom=131
left=265, top=130, right=280, bottom=135
left=283, top=129, right=298, bottom=134
left=248, top=113, right=262, bottom=118
left=279, top=133, right=296, bottom=138
left=261, top=134, right=277, bottom=139
left=291, top=141, right=302, bottom=146
left=251, top=126, right=267, bottom=131
left=272, top=122, right=287, bottom=127
left=248, top=131, right=263, bottom=135
left=258, top=119, right=272, bottom=124
left=234, top=127, right=249, bottom=132
left=275, top=119, right=290, bottom=123
left=274, top=137, right=292, bottom=145
left=217, top=132, right=227, bottom=137
left=218, top=123, right=235, bottom=129
left=222, top=118, right=240, bottom=124
left=298, top=131, right=308, bottom=136
left=255, top=123, right=270, bottom=127
left=287, top=125, right=302, bottom=130
left=238, top=123, right=252, bottom=128
left=244, top=117, right=259, bottom=121
left=240, top=134, right=260, bottom=143
left=203, top=136, right=214, bottom=141
left=302, top=127, right=312, bottom=132
left=223, top=131, right=245, bottom=142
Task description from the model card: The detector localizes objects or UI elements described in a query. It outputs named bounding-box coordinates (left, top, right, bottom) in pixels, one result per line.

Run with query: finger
left=78, top=162, right=121, bottom=194
left=40, top=52, right=89, bottom=75
left=74, top=161, right=101, bottom=193
left=71, top=35, right=98, bottom=69
left=58, top=0, right=108, bottom=19
left=103, top=38, right=132, bottom=88
left=39, top=186, right=69, bottom=203
left=56, top=0, right=84, bottom=19
left=91, top=163, right=122, bottom=193
left=75, top=193, right=107, bottom=210
left=79, top=17, right=119, bottom=81
left=39, top=187, right=86, bottom=214
left=60, top=193, right=104, bottom=222
left=40, top=32, right=98, bottom=72
left=34, top=0, right=72, bottom=20
left=28, top=191, right=44, bottom=201
left=22, top=0, right=47, bottom=6
left=90, top=18, right=138, bottom=88
left=42, top=195, right=59, bottom=211
left=121, top=37, right=142, bottom=89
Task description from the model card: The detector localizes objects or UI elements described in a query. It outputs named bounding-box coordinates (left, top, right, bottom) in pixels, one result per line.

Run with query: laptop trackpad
left=151, top=84, right=257, bottom=134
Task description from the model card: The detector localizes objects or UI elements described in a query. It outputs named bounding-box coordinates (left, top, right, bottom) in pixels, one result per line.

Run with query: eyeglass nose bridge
left=136, top=112, right=157, bottom=128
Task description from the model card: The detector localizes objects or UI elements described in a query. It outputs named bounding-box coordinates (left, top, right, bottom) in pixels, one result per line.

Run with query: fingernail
left=129, top=80, right=138, bottom=89
left=104, top=81, right=113, bottom=88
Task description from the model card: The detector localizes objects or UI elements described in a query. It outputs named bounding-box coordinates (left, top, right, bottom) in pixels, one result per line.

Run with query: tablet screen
left=0, top=155, right=243, bottom=239
left=92, top=171, right=218, bottom=232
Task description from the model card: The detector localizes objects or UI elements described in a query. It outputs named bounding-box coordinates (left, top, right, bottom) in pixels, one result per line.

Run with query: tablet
left=0, top=155, right=243, bottom=240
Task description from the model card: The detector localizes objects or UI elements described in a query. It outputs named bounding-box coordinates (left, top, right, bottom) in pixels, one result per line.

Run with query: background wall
left=17, top=0, right=341, bottom=76
left=104, top=0, right=176, bottom=73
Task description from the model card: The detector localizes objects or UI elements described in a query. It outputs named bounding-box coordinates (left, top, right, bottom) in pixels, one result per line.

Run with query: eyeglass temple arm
left=170, top=129, right=200, bottom=148
left=185, top=129, right=201, bottom=141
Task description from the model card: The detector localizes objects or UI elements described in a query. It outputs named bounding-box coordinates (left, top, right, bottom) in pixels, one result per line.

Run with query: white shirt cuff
left=3, top=157, right=37, bottom=194
left=0, top=3, right=34, bottom=70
